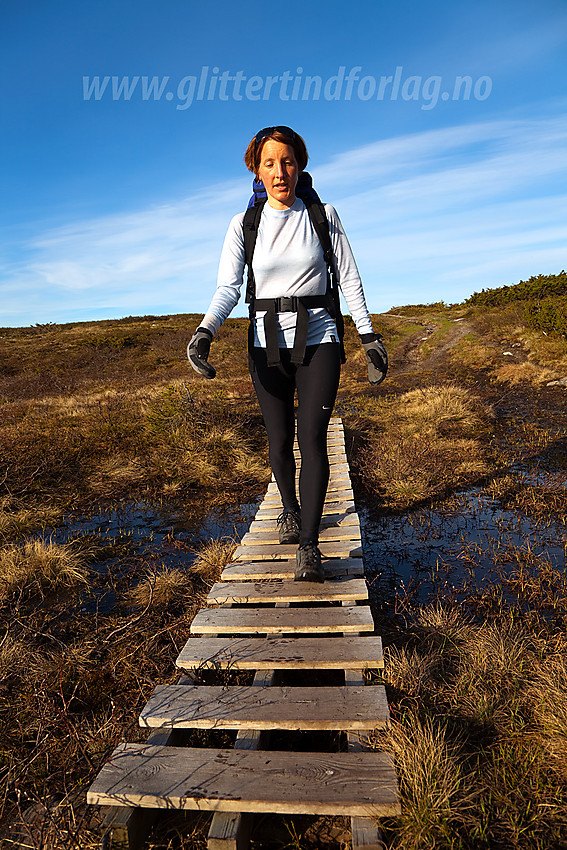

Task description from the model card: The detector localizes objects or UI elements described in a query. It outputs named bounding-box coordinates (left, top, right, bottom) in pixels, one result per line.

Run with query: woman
left=188, top=126, right=387, bottom=582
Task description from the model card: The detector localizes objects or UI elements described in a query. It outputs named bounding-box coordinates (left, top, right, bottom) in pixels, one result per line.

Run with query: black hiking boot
left=276, top=510, right=301, bottom=544
left=294, top=542, right=324, bottom=583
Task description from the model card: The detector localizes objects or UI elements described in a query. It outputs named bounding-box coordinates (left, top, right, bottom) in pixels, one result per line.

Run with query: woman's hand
left=360, top=333, right=388, bottom=385
left=187, top=327, right=216, bottom=379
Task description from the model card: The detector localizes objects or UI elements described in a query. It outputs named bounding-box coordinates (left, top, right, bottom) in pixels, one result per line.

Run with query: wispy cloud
left=2, top=112, right=566, bottom=325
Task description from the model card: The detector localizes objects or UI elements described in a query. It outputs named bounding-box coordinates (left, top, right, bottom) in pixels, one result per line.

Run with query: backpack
left=242, top=171, right=346, bottom=367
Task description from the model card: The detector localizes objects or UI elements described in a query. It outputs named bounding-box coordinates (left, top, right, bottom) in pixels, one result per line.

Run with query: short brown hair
left=244, top=126, right=309, bottom=176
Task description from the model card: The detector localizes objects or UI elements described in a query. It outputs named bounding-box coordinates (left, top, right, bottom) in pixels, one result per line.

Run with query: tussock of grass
left=384, top=645, right=442, bottom=698
left=376, top=716, right=470, bottom=847
left=190, top=537, right=236, bottom=582
left=128, top=565, right=194, bottom=609
left=0, top=497, right=63, bottom=540
left=493, top=361, right=559, bottom=386
left=0, top=539, right=91, bottom=597
left=352, top=384, right=492, bottom=510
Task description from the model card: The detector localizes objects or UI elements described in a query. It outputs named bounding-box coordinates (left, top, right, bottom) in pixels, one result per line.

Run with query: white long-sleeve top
left=200, top=197, right=373, bottom=347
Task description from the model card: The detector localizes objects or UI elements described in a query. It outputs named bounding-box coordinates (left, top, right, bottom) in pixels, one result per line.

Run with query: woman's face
left=257, top=139, right=298, bottom=209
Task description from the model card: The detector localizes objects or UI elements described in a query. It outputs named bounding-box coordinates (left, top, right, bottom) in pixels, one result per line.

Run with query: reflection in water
left=361, top=487, right=567, bottom=607
left=48, top=475, right=566, bottom=613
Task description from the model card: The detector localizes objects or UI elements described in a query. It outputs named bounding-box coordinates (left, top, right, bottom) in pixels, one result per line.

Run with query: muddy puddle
left=49, top=469, right=566, bottom=611
left=53, top=499, right=258, bottom=565
left=362, top=479, right=567, bottom=607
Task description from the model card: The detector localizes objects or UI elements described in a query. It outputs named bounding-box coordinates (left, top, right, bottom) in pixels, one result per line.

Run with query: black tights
left=250, top=343, right=341, bottom=545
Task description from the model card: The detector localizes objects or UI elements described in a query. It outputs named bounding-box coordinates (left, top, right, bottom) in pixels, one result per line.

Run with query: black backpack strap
left=242, top=200, right=265, bottom=365
left=243, top=200, right=266, bottom=305
left=303, top=199, right=346, bottom=363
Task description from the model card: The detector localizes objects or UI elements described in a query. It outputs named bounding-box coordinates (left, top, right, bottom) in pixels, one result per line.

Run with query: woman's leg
left=295, top=343, right=341, bottom=545
left=249, top=347, right=299, bottom=512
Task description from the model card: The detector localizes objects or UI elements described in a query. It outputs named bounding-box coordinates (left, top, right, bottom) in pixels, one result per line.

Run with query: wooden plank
left=190, top=605, right=374, bottom=635
left=294, top=441, right=344, bottom=453
left=87, top=744, right=401, bottom=817
left=140, top=684, right=389, bottom=732
left=208, top=667, right=274, bottom=850
left=231, top=541, right=363, bottom=562
left=252, top=505, right=357, bottom=522
left=264, top=482, right=353, bottom=499
left=269, top=464, right=350, bottom=483
left=207, top=578, right=368, bottom=605
left=266, top=474, right=350, bottom=489
left=100, top=675, right=195, bottom=850
left=207, top=599, right=286, bottom=850
left=261, top=492, right=353, bottom=507
left=240, top=525, right=361, bottom=546
left=221, top=558, right=363, bottom=581
left=249, top=512, right=360, bottom=530
left=176, top=636, right=384, bottom=671
left=293, top=449, right=345, bottom=461
left=253, top=502, right=356, bottom=520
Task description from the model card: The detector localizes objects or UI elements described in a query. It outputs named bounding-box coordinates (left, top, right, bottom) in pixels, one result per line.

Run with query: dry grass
left=493, top=361, right=560, bottom=386
left=0, top=538, right=91, bottom=597
left=378, top=601, right=567, bottom=848
left=376, top=716, right=470, bottom=848
left=350, top=384, right=492, bottom=510
left=128, top=565, right=195, bottom=609
left=0, top=497, right=63, bottom=540
left=190, top=537, right=236, bottom=582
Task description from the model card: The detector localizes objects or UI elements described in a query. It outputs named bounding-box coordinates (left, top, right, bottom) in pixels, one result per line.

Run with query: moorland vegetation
left=0, top=271, right=566, bottom=848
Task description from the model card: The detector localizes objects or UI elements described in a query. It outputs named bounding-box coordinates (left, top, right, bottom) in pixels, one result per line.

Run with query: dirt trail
left=388, top=316, right=473, bottom=376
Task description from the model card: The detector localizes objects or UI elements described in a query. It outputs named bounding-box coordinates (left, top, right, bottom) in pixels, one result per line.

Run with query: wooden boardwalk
left=88, top=418, right=399, bottom=848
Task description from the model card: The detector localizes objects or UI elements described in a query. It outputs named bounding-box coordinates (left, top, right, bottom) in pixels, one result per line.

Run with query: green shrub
left=524, top=296, right=567, bottom=336
left=467, top=271, right=567, bottom=307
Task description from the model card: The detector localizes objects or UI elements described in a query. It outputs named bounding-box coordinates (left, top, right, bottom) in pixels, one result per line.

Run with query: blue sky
left=1, top=0, right=566, bottom=327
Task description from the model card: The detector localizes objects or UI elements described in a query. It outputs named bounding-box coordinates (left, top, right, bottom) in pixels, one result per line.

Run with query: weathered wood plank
left=269, top=462, right=350, bottom=480
left=190, top=605, right=374, bottom=635
left=221, top=558, right=363, bottom=581
left=240, top=526, right=361, bottom=546
left=253, top=504, right=356, bottom=523
left=258, top=486, right=352, bottom=501
left=258, top=498, right=355, bottom=516
left=176, top=636, right=383, bottom=671
left=207, top=578, right=367, bottom=605
left=87, top=744, right=401, bottom=817
left=263, top=486, right=353, bottom=500
left=140, top=684, right=389, bottom=731
left=251, top=508, right=358, bottom=526
left=231, top=541, right=363, bottom=562
left=100, top=676, right=195, bottom=850
left=295, top=446, right=345, bottom=456
left=266, top=473, right=350, bottom=489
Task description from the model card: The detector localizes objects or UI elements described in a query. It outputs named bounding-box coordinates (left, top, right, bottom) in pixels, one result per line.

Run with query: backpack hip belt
left=252, top=294, right=334, bottom=367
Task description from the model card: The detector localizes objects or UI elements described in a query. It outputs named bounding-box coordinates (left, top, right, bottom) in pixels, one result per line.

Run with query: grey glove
left=187, top=327, right=216, bottom=379
left=361, top=333, right=388, bottom=385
